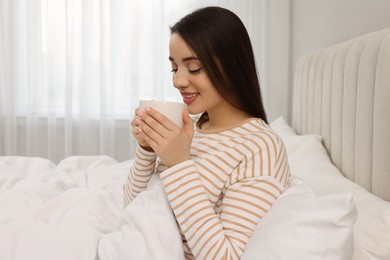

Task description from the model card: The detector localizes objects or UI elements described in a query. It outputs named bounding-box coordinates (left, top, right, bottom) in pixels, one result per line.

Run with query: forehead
left=169, top=33, right=197, bottom=60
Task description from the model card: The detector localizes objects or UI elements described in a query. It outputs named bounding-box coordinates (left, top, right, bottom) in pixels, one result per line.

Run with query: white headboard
left=292, top=27, right=390, bottom=202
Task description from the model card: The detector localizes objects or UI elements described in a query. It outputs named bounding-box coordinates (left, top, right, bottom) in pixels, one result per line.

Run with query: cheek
left=207, top=95, right=223, bottom=109
left=207, top=85, right=223, bottom=102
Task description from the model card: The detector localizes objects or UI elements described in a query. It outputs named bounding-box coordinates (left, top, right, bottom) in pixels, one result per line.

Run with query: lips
left=181, top=92, right=199, bottom=105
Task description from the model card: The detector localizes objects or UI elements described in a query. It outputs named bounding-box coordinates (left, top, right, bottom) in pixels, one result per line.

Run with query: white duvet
left=0, top=156, right=184, bottom=260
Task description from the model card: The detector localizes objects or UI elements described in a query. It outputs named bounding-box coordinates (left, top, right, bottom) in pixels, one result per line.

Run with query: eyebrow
left=169, top=56, right=199, bottom=62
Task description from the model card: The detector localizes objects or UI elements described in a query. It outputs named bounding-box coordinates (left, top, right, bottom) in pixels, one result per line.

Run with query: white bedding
left=0, top=156, right=184, bottom=260
left=0, top=153, right=358, bottom=260
left=269, top=116, right=390, bottom=260
left=1, top=117, right=389, bottom=260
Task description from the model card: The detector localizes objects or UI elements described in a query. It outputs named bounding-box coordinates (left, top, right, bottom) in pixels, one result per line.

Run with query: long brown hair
left=170, top=6, right=268, bottom=124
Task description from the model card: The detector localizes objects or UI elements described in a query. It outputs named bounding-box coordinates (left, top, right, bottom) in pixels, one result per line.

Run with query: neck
left=201, top=105, right=251, bottom=131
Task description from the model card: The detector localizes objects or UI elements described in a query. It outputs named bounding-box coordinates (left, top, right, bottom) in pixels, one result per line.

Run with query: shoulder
left=234, top=119, right=290, bottom=180
left=237, top=119, right=282, bottom=154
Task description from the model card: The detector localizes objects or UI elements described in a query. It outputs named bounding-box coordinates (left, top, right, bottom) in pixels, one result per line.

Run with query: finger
left=133, top=108, right=143, bottom=123
left=131, top=107, right=142, bottom=125
left=134, top=116, right=142, bottom=126
left=130, top=116, right=142, bottom=131
left=136, top=108, right=145, bottom=117
left=141, top=112, right=167, bottom=135
left=144, top=107, right=177, bottom=131
left=131, top=126, right=143, bottom=141
left=139, top=112, right=171, bottom=139
left=135, top=107, right=144, bottom=115
left=139, top=126, right=159, bottom=149
left=182, top=110, right=194, bottom=132
left=133, top=125, right=142, bottom=135
left=139, top=119, right=164, bottom=144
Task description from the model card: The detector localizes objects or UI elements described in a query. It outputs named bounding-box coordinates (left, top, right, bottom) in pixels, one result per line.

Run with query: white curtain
left=0, top=0, right=268, bottom=163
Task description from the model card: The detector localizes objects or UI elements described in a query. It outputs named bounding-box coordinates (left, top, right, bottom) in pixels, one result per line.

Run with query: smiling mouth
left=181, top=92, right=199, bottom=105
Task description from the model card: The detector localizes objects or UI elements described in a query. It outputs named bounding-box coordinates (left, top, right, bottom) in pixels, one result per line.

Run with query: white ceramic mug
left=139, top=100, right=187, bottom=128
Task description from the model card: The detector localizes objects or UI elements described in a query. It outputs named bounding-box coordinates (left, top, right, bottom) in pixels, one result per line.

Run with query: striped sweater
left=123, top=118, right=290, bottom=259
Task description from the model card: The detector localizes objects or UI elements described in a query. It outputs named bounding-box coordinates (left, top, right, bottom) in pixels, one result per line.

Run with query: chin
left=187, top=108, right=204, bottom=117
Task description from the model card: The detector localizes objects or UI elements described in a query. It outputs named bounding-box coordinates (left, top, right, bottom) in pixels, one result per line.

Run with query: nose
left=173, top=68, right=190, bottom=89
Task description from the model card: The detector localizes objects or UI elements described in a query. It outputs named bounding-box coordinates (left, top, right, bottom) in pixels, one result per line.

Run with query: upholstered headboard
left=292, top=27, right=390, bottom=202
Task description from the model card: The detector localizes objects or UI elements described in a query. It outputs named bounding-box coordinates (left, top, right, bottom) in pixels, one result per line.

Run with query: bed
left=244, top=27, right=390, bottom=260
left=1, top=27, right=390, bottom=260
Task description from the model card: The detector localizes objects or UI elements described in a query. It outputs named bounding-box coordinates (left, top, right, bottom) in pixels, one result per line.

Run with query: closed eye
left=189, top=68, right=202, bottom=74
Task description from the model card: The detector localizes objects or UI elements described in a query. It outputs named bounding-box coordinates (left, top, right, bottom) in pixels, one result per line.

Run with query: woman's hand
left=130, top=108, right=154, bottom=152
left=138, top=107, right=194, bottom=167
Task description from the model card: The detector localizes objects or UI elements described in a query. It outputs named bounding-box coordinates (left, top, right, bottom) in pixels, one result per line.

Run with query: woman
left=124, top=6, right=290, bottom=259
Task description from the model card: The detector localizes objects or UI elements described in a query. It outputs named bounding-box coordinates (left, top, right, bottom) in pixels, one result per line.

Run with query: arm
left=137, top=107, right=290, bottom=257
left=123, top=144, right=157, bottom=207
left=123, top=108, right=158, bottom=207
left=160, top=136, right=290, bottom=259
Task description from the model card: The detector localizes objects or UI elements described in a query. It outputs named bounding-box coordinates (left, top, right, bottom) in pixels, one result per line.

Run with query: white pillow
left=268, top=116, right=297, bottom=137
left=270, top=116, right=322, bottom=155
left=243, top=176, right=356, bottom=260
left=270, top=116, right=390, bottom=260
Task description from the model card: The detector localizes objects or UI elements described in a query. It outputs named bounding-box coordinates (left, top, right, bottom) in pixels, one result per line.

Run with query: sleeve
left=123, top=144, right=157, bottom=207
left=159, top=137, right=289, bottom=259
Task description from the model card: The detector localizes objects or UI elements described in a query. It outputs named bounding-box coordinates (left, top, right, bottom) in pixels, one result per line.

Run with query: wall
left=267, top=0, right=291, bottom=122
left=291, top=0, right=390, bottom=67
left=268, top=0, right=390, bottom=123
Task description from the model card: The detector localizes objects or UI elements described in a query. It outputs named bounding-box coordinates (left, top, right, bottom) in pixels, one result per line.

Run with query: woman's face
left=169, top=33, right=225, bottom=116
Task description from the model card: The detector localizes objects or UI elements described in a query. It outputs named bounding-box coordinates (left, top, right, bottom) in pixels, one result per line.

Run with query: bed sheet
left=0, top=156, right=184, bottom=260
